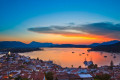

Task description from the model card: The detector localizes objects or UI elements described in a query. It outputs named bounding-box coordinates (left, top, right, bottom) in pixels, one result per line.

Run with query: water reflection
left=19, top=48, right=120, bottom=68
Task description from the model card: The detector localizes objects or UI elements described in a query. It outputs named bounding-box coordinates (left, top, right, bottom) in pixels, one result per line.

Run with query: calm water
left=19, top=48, right=120, bottom=68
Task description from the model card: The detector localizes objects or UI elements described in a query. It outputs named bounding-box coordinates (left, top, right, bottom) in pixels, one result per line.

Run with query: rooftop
left=79, top=74, right=92, bottom=78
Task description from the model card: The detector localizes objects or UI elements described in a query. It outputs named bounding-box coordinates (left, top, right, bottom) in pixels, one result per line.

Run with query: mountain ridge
left=90, top=40, right=120, bottom=47
left=0, top=40, right=120, bottom=49
left=89, top=41, right=120, bottom=53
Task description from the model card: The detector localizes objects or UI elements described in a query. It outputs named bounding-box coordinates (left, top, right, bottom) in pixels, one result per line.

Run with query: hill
left=89, top=42, right=120, bottom=53
left=90, top=40, right=120, bottom=47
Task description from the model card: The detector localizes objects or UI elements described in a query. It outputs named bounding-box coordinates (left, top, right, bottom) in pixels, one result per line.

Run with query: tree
left=78, top=66, right=81, bottom=68
left=55, top=77, right=58, bottom=80
left=45, top=72, right=54, bottom=80
left=110, top=60, right=114, bottom=70
left=88, top=64, right=98, bottom=69
left=94, top=64, right=98, bottom=68
left=37, top=57, right=39, bottom=60
left=71, top=65, right=73, bottom=68
left=15, top=76, right=29, bottom=80
left=94, top=74, right=111, bottom=80
left=15, top=76, right=22, bottom=80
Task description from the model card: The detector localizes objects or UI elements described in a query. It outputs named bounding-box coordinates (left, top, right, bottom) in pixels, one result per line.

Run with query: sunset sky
left=0, top=0, right=120, bottom=44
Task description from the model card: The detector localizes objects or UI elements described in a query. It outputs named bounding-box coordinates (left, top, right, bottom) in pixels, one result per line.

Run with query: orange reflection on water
left=19, top=48, right=120, bottom=68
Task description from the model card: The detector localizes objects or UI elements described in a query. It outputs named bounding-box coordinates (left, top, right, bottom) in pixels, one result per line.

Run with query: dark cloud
left=78, top=22, right=120, bottom=38
left=28, top=26, right=72, bottom=34
left=28, top=27, right=54, bottom=33
left=28, top=22, right=120, bottom=39
left=28, top=25, right=79, bottom=35
left=79, top=22, right=120, bottom=35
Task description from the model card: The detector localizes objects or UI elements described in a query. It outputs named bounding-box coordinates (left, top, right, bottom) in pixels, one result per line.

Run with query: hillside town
left=0, top=52, right=120, bottom=80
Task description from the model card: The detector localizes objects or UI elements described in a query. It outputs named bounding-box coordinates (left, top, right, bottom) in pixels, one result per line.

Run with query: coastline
left=0, top=48, right=43, bottom=53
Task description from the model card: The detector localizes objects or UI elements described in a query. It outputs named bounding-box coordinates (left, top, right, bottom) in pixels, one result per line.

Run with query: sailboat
left=72, top=52, right=75, bottom=53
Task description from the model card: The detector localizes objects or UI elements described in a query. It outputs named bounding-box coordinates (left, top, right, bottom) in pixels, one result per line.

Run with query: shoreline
left=0, top=48, right=44, bottom=53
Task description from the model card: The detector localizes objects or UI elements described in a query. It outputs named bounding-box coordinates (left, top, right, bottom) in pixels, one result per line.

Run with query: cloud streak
left=28, top=22, right=120, bottom=39
left=79, top=22, right=120, bottom=39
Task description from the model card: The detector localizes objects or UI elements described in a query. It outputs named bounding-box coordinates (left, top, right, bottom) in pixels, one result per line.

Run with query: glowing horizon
left=0, top=0, right=120, bottom=44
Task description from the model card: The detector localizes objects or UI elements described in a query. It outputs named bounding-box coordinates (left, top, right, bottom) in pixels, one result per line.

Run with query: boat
left=84, top=58, right=88, bottom=66
left=113, top=56, right=116, bottom=58
left=104, top=56, right=107, bottom=58
left=82, top=53, right=85, bottom=54
left=72, top=52, right=75, bottom=53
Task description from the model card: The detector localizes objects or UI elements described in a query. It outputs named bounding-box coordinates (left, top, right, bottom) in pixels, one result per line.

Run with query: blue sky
left=0, top=0, right=120, bottom=44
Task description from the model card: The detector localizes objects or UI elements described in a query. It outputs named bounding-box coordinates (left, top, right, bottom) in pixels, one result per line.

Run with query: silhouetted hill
left=51, top=44, right=89, bottom=48
left=100, top=40, right=120, bottom=45
left=1, top=40, right=120, bottom=53
left=90, top=40, right=120, bottom=47
left=89, top=42, right=120, bottom=53
left=29, top=41, right=55, bottom=47
left=89, top=43, right=100, bottom=47
left=0, top=41, right=90, bottom=49
left=0, top=41, right=29, bottom=48
left=0, top=41, right=55, bottom=49
left=0, top=41, right=43, bottom=53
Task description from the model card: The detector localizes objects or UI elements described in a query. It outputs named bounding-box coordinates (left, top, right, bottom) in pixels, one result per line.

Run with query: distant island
left=0, top=41, right=45, bottom=53
left=0, top=48, right=43, bottom=53
left=89, top=40, right=120, bottom=53
left=0, top=40, right=120, bottom=53
left=0, top=41, right=90, bottom=53
left=51, top=44, right=89, bottom=48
